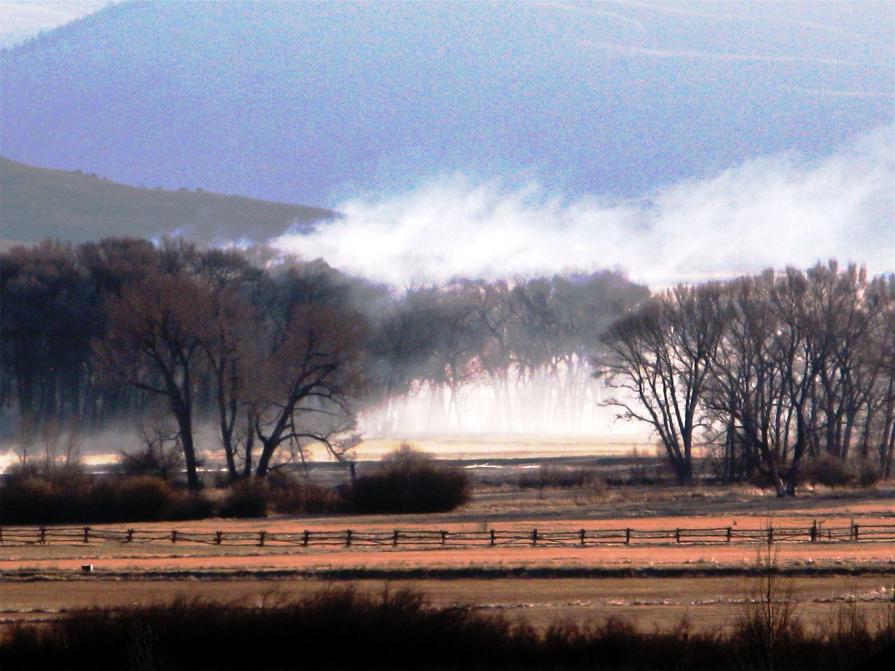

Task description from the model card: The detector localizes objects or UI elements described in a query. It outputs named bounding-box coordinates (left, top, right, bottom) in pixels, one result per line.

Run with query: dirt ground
left=3, top=539, right=895, bottom=574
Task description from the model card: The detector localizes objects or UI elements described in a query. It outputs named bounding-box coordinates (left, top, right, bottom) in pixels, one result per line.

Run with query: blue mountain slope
left=1, top=1, right=892, bottom=206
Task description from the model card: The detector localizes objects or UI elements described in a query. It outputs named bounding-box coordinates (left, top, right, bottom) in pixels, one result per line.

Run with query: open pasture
left=3, top=483, right=895, bottom=572
left=2, top=575, right=893, bottom=634
left=2, top=483, right=894, bottom=635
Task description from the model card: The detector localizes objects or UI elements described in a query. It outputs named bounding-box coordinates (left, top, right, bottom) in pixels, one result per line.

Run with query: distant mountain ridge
left=2, top=1, right=889, bottom=207
left=0, top=157, right=334, bottom=247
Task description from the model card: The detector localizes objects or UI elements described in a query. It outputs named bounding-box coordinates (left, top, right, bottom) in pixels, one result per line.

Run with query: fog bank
left=275, top=125, right=893, bottom=287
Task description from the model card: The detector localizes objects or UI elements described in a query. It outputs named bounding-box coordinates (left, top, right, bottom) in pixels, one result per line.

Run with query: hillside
left=0, top=157, right=334, bottom=246
left=2, top=1, right=889, bottom=206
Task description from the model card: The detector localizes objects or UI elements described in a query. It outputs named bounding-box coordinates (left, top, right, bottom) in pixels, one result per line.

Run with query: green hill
left=0, top=157, right=335, bottom=247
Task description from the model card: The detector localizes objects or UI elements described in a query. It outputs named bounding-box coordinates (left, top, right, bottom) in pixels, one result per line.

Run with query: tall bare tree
left=96, top=269, right=212, bottom=490
left=596, top=284, right=726, bottom=484
left=250, top=304, right=366, bottom=477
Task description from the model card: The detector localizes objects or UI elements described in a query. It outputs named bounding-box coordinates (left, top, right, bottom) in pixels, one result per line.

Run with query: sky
left=0, top=0, right=113, bottom=48
left=1, top=1, right=893, bottom=286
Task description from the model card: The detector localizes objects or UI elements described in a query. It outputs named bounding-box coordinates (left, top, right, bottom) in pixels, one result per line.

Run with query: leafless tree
left=249, top=304, right=367, bottom=478
left=596, top=284, right=727, bottom=484
left=96, top=269, right=213, bottom=490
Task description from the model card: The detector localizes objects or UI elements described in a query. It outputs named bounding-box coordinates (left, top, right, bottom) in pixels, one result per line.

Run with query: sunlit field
left=4, top=462, right=894, bottom=638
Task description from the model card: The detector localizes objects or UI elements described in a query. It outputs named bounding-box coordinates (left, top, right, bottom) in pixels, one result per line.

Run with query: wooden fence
left=2, top=522, right=894, bottom=548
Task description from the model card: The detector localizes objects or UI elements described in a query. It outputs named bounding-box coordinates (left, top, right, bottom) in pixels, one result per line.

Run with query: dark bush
left=0, top=470, right=211, bottom=525
left=604, top=459, right=673, bottom=486
left=105, top=476, right=176, bottom=521
left=803, top=454, right=855, bottom=488
left=746, top=467, right=783, bottom=490
left=518, top=465, right=599, bottom=489
left=269, top=479, right=349, bottom=515
left=2, top=588, right=893, bottom=671
left=346, top=445, right=470, bottom=514
left=169, top=492, right=216, bottom=520
left=219, top=479, right=270, bottom=518
left=118, top=442, right=184, bottom=481
left=856, top=458, right=881, bottom=488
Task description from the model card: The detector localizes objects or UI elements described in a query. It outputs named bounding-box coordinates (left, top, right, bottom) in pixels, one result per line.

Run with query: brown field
left=3, top=575, right=893, bottom=633
left=3, top=479, right=895, bottom=634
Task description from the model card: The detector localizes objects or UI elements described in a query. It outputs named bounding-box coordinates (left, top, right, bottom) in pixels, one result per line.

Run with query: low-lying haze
left=275, top=125, right=894, bottom=287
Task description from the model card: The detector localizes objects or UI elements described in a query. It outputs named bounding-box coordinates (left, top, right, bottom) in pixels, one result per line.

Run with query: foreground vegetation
left=597, top=263, right=895, bottom=493
left=2, top=585, right=892, bottom=670
left=3, top=239, right=891, bottom=500
left=1, top=237, right=645, bottom=488
left=0, top=446, right=469, bottom=524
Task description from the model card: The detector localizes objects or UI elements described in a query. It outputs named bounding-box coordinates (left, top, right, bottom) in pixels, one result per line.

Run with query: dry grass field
left=3, top=476, right=894, bottom=635
left=3, top=575, right=893, bottom=633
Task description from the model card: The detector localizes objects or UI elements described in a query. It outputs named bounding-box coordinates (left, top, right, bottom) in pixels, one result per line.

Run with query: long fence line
left=2, top=522, right=895, bottom=549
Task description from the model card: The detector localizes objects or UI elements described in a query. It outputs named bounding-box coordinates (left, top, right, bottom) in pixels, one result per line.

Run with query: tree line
left=1, top=238, right=646, bottom=488
left=595, top=262, right=895, bottom=494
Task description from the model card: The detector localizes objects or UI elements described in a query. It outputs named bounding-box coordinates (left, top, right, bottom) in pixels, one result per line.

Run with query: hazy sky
left=0, top=0, right=113, bottom=48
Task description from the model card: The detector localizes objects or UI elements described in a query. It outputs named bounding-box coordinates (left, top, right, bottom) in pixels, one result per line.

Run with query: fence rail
left=2, top=522, right=894, bottom=549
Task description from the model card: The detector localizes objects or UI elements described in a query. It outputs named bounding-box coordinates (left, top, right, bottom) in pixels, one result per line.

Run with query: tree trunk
left=255, top=440, right=275, bottom=478
left=242, top=415, right=254, bottom=478
left=176, top=410, right=200, bottom=491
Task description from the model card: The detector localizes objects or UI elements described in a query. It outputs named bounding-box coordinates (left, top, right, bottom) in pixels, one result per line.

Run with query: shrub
left=856, top=458, right=881, bottom=488
left=3, top=588, right=893, bottom=671
left=269, top=479, right=348, bottom=515
left=605, top=461, right=670, bottom=486
left=803, top=454, right=855, bottom=488
left=219, top=479, right=270, bottom=518
left=518, top=465, right=601, bottom=490
left=0, top=476, right=82, bottom=525
left=118, top=443, right=184, bottom=482
left=733, top=541, right=802, bottom=671
left=347, top=445, right=470, bottom=514
left=106, top=476, right=177, bottom=521
left=746, top=468, right=783, bottom=490
left=0, top=471, right=211, bottom=525
left=169, top=491, right=217, bottom=520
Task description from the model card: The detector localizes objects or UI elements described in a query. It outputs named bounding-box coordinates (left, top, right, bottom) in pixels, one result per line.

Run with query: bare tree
left=704, top=273, right=788, bottom=491
left=193, top=250, right=261, bottom=481
left=596, top=284, right=727, bottom=484
left=96, top=270, right=213, bottom=490
left=249, top=304, right=366, bottom=478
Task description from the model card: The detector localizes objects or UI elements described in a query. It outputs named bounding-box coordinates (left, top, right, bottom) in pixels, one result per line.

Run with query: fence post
left=810, top=520, right=817, bottom=542
left=393, top=530, right=399, bottom=547
left=580, top=529, right=586, bottom=546
left=531, top=528, right=538, bottom=546
left=39, top=526, right=46, bottom=544
left=625, top=528, right=631, bottom=545
left=441, top=530, right=447, bottom=545
left=302, top=530, right=310, bottom=547
left=490, top=529, right=496, bottom=546
left=346, top=529, right=352, bottom=547
left=171, top=530, right=177, bottom=544
left=853, top=524, right=859, bottom=542
left=258, top=531, right=266, bottom=547
left=675, top=528, right=681, bottom=543
left=83, top=526, right=90, bottom=544
left=215, top=530, right=222, bottom=545
left=127, top=529, right=135, bottom=543
left=767, top=527, right=773, bottom=545
left=726, top=527, right=732, bottom=543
